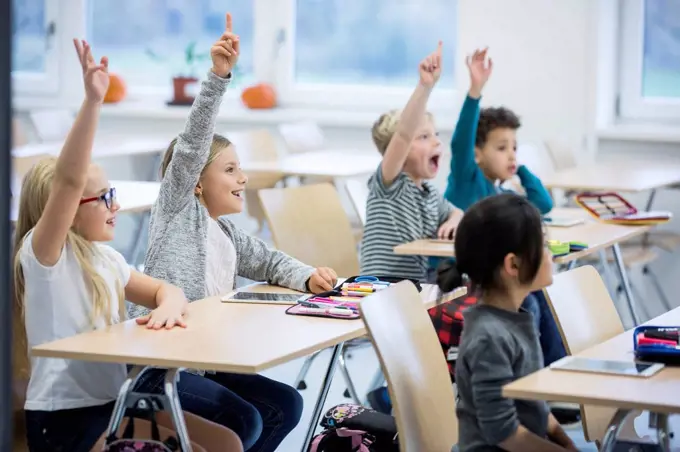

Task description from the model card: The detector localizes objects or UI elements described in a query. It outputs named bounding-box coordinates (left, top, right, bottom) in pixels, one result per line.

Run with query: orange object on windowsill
left=104, top=73, right=126, bottom=104
left=241, top=83, right=277, bottom=109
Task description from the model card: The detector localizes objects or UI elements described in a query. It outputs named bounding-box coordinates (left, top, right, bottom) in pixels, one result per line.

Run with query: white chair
left=344, top=179, right=368, bottom=226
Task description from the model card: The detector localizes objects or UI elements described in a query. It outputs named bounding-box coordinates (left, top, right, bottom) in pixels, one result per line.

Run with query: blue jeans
left=25, top=370, right=303, bottom=452
left=136, top=369, right=303, bottom=452
left=522, top=291, right=567, bottom=366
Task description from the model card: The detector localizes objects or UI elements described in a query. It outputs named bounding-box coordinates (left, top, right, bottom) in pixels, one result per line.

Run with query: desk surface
left=32, top=283, right=465, bottom=374
left=11, top=180, right=160, bottom=222
left=393, top=208, right=651, bottom=264
left=542, top=162, right=680, bottom=192
left=503, top=307, right=680, bottom=414
left=242, top=150, right=381, bottom=178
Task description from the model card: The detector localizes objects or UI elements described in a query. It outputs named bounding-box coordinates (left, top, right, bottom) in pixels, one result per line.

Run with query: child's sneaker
left=366, top=386, right=392, bottom=414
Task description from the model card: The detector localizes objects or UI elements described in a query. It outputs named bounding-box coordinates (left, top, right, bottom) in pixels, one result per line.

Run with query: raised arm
left=157, top=12, right=238, bottom=214
left=449, top=48, right=493, bottom=183
left=31, top=40, right=108, bottom=266
left=381, top=42, right=442, bottom=186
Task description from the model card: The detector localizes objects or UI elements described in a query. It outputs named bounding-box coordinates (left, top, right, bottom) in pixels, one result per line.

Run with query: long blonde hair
left=12, top=158, right=125, bottom=381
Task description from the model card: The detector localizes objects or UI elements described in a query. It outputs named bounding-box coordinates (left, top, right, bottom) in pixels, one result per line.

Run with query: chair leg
left=338, top=347, right=361, bottom=405
left=643, top=266, right=673, bottom=312
left=294, top=350, right=322, bottom=390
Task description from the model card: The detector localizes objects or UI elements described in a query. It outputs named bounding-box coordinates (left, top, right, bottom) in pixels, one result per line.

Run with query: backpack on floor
left=309, top=403, right=399, bottom=452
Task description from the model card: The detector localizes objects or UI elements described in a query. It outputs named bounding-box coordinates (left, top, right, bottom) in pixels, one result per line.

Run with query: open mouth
left=429, top=155, right=441, bottom=172
left=232, top=190, right=244, bottom=199
left=509, top=164, right=518, bottom=174
left=106, top=217, right=116, bottom=227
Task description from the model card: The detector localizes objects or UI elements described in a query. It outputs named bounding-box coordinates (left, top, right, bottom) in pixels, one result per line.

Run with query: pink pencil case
left=285, top=303, right=360, bottom=320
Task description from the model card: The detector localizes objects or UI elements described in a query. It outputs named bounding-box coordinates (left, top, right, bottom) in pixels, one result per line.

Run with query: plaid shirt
left=428, top=294, right=479, bottom=380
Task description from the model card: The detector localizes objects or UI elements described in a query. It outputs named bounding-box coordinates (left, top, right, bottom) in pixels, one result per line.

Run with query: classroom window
left=618, top=0, right=680, bottom=121
left=86, top=0, right=255, bottom=100
left=12, top=0, right=60, bottom=94
left=276, top=0, right=458, bottom=109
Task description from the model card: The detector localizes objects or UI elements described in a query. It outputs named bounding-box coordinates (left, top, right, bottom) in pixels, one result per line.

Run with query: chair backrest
left=29, top=109, right=74, bottom=142
left=344, top=179, right=368, bottom=226
left=359, top=281, right=458, bottom=452
left=227, top=128, right=280, bottom=163
left=544, top=265, right=623, bottom=355
left=258, top=183, right=360, bottom=277
left=543, top=265, right=624, bottom=443
left=278, top=121, right=325, bottom=154
left=543, top=140, right=579, bottom=171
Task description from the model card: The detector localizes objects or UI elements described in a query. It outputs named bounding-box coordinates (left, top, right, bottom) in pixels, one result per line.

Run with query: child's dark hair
left=437, top=193, right=544, bottom=293
left=475, top=107, right=521, bottom=148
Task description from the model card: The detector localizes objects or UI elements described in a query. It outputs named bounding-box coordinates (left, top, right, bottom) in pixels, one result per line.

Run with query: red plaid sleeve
left=428, top=295, right=478, bottom=380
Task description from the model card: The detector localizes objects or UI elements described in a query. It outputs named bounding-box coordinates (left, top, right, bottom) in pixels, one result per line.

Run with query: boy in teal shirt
left=444, top=49, right=553, bottom=214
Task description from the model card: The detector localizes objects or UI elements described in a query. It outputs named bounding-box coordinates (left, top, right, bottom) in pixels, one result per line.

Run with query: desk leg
left=650, top=412, right=671, bottom=452
left=301, top=343, right=344, bottom=452
left=612, top=244, right=641, bottom=325
left=164, top=369, right=192, bottom=451
left=600, top=409, right=632, bottom=452
left=106, top=366, right=153, bottom=437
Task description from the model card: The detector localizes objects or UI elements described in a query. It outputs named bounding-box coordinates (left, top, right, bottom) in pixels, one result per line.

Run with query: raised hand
left=73, top=39, right=109, bottom=103
left=211, top=12, right=240, bottom=78
left=466, top=48, right=493, bottom=98
left=419, top=41, right=443, bottom=88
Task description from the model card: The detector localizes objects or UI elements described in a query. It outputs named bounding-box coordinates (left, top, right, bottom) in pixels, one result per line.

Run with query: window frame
left=14, top=0, right=460, bottom=113
left=618, top=0, right=680, bottom=122
left=12, top=0, right=61, bottom=95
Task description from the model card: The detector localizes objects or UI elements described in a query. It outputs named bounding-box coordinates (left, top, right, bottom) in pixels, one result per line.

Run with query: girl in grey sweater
left=128, top=14, right=338, bottom=452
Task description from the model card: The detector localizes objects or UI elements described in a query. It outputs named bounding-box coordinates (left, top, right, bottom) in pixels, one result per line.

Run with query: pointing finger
left=226, top=12, right=232, bottom=32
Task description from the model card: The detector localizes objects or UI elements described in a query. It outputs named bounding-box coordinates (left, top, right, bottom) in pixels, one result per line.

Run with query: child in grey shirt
left=437, top=193, right=577, bottom=452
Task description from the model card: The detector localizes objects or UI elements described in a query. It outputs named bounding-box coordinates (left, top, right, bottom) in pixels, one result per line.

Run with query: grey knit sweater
left=129, top=71, right=314, bottom=319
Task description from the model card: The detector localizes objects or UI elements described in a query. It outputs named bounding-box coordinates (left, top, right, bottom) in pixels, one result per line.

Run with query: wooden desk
left=11, top=180, right=160, bottom=223
left=393, top=208, right=650, bottom=325
left=32, top=282, right=464, bottom=373
left=242, top=150, right=381, bottom=179
left=542, top=162, right=680, bottom=193
left=33, top=282, right=466, bottom=451
left=393, top=208, right=651, bottom=265
left=503, top=307, right=680, bottom=447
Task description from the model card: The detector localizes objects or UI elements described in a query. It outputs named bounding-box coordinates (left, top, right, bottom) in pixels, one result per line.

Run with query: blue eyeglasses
left=80, top=187, right=117, bottom=210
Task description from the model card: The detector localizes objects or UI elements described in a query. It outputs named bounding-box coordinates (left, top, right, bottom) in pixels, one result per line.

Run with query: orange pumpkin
left=104, top=74, right=126, bottom=104
left=241, top=83, right=277, bottom=109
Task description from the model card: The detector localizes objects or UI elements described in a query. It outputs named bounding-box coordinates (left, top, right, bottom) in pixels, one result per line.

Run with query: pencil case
left=575, top=192, right=672, bottom=226
left=633, top=325, right=680, bottom=365
left=285, top=303, right=360, bottom=320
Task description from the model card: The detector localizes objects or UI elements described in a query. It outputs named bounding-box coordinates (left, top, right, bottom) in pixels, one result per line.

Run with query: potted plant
left=147, top=41, right=217, bottom=105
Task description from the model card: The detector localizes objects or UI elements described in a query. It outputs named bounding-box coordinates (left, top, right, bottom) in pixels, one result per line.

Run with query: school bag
left=309, top=403, right=399, bottom=452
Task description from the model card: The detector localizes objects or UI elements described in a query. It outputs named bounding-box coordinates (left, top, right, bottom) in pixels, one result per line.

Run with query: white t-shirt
left=20, top=230, right=131, bottom=411
left=204, top=218, right=237, bottom=297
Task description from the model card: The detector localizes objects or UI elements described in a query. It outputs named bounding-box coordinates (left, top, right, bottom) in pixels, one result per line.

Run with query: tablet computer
left=550, top=356, right=664, bottom=378
left=221, top=291, right=305, bottom=305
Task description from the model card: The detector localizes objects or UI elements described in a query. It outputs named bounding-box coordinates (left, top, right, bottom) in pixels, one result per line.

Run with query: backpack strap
left=309, top=431, right=326, bottom=452
left=336, top=428, right=372, bottom=451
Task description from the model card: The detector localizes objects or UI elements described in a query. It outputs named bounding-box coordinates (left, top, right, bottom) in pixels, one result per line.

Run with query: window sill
left=597, top=123, right=680, bottom=143
left=98, top=99, right=458, bottom=132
